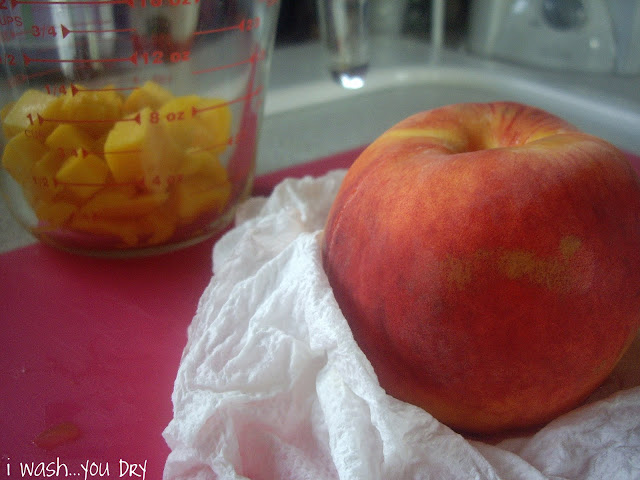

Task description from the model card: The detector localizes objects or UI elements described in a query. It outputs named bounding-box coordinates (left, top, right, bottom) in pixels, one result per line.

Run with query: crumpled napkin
left=163, top=170, right=640, bottom=480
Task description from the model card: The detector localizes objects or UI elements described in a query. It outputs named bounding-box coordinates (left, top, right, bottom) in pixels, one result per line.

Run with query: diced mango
left=160, top=96, right=231, bottom=154
left=68, top=214, right=140, bottom=247
left=2, top=84, right=240, bottom=250
left=57, top=85, right=123, bottom=138
left=34, top=199, right=77, bottom=227
left=140, top=136, right=184, bottom=193
left=2, top=131, right=48, bottom=185
left=179, top=149, right=229, bottom=181
left=103, top=109, right=148, bottom=184
left=174, top=176, right=231, bottom=224
left=1, top=89, right=62, bottom=140
left=194, top=97, right=232, bottom=152
left=45, top=124, right=95, bottom=156
left=56, top=153, right=110, bottom=199
left=123, top=81, right=174, bottom=114
left=140, top=209, right=178, bottom=245
left=189, top=152, right=229, bottom=181
left=158, top=96, right=203, bottom=154
left=33, top=150, right=65, bottom=177
left=81, top=186, right=169, bottom=218
left=104, top=107, right=182, bottom=191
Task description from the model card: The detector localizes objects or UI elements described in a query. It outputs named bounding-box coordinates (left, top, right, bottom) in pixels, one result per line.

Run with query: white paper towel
left=163, top=170, right=640, bottom=480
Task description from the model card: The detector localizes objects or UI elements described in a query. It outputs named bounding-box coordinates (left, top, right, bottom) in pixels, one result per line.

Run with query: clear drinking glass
left=316, top=0, right=369, bottom=89
left=0, top=0, right=280, bottom=256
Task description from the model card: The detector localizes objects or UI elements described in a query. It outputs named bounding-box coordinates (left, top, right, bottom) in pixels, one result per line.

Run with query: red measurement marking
left=46, top=147, right=99, bottom=159
left=192, top=86, right=263, bottom=116
left=11, top=0, right=132, bottom=6
left=53, top=178, right=145, bottom=188
left=50, top=175, right=143, bottom=188
left=30, top=24, right=57, bottom=38
left=54, top=179, right=108, bottom=187
left=60, top=24, right=136, bottom=39
left=7, top=67, right=59, bottom=87
left=193, top=19, right=246, bottom=36
left=68, top=148, right=143, bottom=161
left=23, top=52, right=137, bottom=66
left=192, top=49, right=265, bottom=76
left=37, top=112, right=141, bottom=126
left=30, top=67, right=59, bottom=79
left=237, top=17, right=261, bottom=32
left=0, top=53, right=15, bottom=65
left=188, top=137, right=234, bottom=153
left=70, top=83, right=136, bottom=96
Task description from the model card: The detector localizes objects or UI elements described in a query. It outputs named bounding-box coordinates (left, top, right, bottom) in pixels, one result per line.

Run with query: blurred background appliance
left=468, top=0, right=618, bottom=72
left=608, top=0, right=640, bottom=74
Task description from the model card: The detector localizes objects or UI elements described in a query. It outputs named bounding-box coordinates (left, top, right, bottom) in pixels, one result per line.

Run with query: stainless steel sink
left=259, top=39, right=640, bottom=175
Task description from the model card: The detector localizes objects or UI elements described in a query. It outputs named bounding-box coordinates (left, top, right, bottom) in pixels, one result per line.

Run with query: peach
left=322, top=102, right=640, bottom=434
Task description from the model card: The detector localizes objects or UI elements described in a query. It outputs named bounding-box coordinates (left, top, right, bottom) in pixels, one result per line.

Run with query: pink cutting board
left=0, top=147, right=363, bottom=479
left=1, top=147, right=638, bottom=478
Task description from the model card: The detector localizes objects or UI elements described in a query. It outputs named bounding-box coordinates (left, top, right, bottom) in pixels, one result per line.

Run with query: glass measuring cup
left=0, top=0, right=280, bottom=256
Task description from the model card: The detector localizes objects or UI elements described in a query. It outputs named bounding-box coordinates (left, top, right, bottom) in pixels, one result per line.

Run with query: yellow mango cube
left=34, top=199, right=77, bottom=227
left=56, top=153, right=110, bottom=199
left=179, top=149, right=229, bottom=181
left=123, top=81, right=174, bottom=114
left=103, top=108, right=150, bottom=184
left=174, top=176, right=231, bottom=224
left=140, top=209, right=178, bottom=246
left=45, top=124, right=95, bottom=156
left=194, top=97, right=232, bottom=151
left=81, top=186, right=169, bottom=218
left=68, top=214, right=140, bottom=247
left=1, top=89, right=62, bottom=140
left=179, top=150, right=229, bottom=190
left=57, top=85, right=123, bottom=138
left=160, top=96, right=231, bottom=154
left=104, top=107, right=182, bottom=191
left=140, top=136, right=183, bottom=193
left=2, top=131, right=48, bottom=185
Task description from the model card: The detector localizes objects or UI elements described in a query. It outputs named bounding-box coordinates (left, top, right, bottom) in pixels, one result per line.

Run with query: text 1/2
left=139, top=50, right=190, bottom=65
